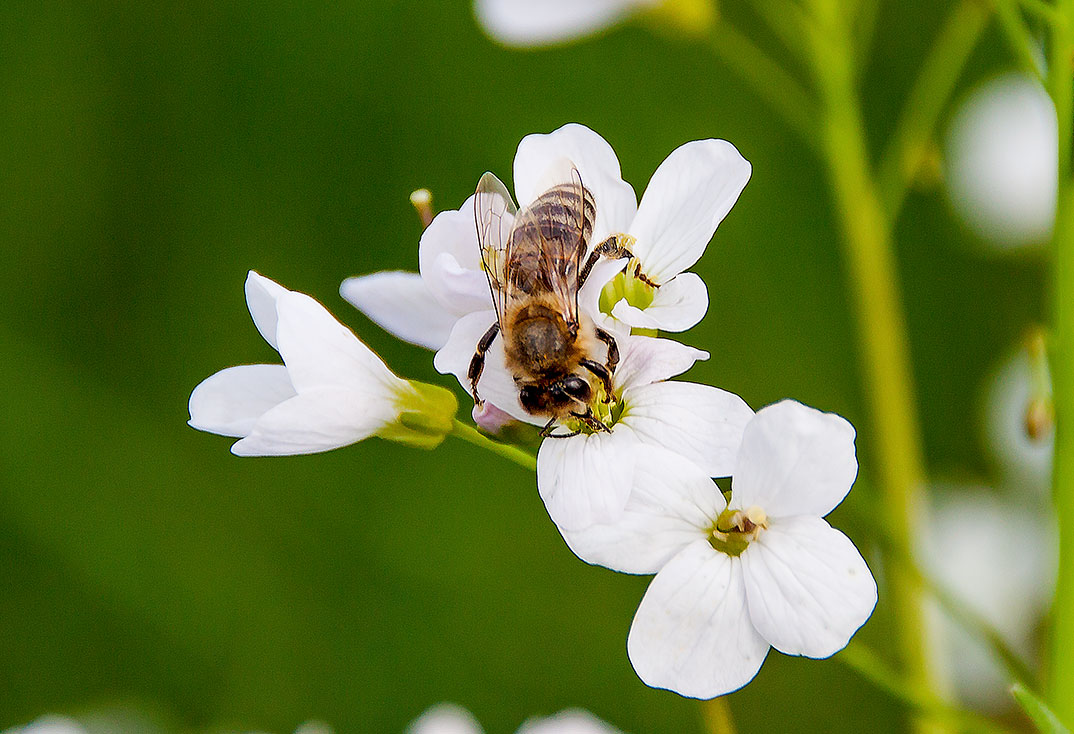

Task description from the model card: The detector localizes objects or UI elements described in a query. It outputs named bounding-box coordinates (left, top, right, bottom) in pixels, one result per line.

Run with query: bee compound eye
left=562, top=376, right=591, bottom=401
left=519, top=384, right=544, bottom=411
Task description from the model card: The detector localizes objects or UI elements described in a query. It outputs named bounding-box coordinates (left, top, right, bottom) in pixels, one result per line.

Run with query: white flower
left=946, top=73, right=1057, bottom=250
left=406, top=704, right=622, bottom=734
left=918, top=487, right=1056, bottom=711
left=2, top=718, right=87, bottom=734
left=986, top=343, right=1054, bottom=496
left=562, top=400, right=876, bottom=698
left=436, top=316, right=753, bottom=529
left=473, top=0, right=714, bottom=47
left=475, top=0, right=662, bottom=47
left=189, top=271, right=457, bottom=455
left=342, top=123, right=750, bottom=340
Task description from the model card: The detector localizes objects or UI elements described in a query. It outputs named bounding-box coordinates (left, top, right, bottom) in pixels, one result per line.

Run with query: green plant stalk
left=450, top=419, right=537, bottom=471
left=839, top=644, right=1014, bottom=734
left=877, top=0, right=990, bottom=219
left=805, top=3, right=944, bottom=731
left=1048, top=1, right=1074, bottom=724
left=698, top=697, right=736, bottom=734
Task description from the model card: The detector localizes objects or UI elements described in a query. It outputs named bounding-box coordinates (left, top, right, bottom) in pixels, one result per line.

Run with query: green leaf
left=1012, top=684, right=1071, bottom=734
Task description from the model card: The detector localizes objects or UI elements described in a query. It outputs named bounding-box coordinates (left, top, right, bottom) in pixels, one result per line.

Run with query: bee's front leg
left=578, top=234, right=636, bottom=288
left=594, top=327, right=619, bottom=373
left=580, top=359, right=614, bottom=403
left=467, top=322, right=500, bottom=405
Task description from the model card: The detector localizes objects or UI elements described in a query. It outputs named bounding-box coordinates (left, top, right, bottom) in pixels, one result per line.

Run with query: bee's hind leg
left=578, top=234, right=636, bottom=288
left=467, top=322, right=500, bottom=405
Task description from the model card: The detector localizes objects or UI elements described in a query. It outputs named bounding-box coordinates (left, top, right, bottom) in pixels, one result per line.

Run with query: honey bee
left=467, top=163, right=634, bottom=437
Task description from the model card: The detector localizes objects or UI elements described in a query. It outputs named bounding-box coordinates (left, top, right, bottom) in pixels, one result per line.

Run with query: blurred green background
left=0, top=0, right=1047, bottom=731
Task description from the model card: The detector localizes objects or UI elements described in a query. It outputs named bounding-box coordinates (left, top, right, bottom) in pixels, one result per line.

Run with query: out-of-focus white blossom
left=986, top=343, right=1054, bottom=496
left=407, top=704, right=622, bottom=734
left=918, top=488, right=1056, bottom=711
left=2, top=717, right=87, bottom=734
left=946, top=73, right=1057, bottom=250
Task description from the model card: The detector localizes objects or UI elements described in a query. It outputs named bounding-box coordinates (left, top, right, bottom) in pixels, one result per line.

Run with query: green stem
left=449, top=420, right=537, bottom=471
left=804, top=3, right=945, bottom=731
left=698, top=697, right=736, bottom=734
left=876, top=0, right=990, bottom=219
left=1048, top=1, right=1074, bottom=725
left=1021, top=0, right=1062, bottom=24
left=707, top=22, right=820, bottom=150
left=838, top=644, right=1015, bottom=734
left=995, top=0, right=1048, bottom=85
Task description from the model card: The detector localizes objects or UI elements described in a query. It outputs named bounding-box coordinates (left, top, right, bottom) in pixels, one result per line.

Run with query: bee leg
left=594, top=327, right=619, bottom=373
left=572, top=409, right=611, bottom=433
left=540, top=417, right=579, bottom=439
left=578, top=234, right=636, bottom=288
left=580, top=359, right=614, bottom=403
left=467, top=322, right=500, bottom=405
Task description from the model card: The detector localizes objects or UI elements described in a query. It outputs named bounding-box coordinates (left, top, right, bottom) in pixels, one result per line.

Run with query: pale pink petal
left=742, top=516, right=877, bottom=658
left=560, top=445, right=722, bottom=573
left=732, top=400, right=857, bottom=518
left=513, top=123, right=638, bottom=241
left=619, top=382, right=753, bottom=476
left=629, top=139, right=751, bottom=285
left=627, top=539, right=769, bottom=698
left=188, top=364, right=296, bottom=437
left=610, top=272, right=709, bottom=332
left=340, top=271, right=458, bottom=350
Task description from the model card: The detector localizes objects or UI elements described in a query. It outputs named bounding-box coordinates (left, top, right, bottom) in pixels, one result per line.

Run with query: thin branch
left=877, top=0, right=991, bottom=220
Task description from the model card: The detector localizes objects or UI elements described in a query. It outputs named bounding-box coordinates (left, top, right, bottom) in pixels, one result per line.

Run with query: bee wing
left=475, top=171, right=517, bottom=327
left=508, top=162, right=589, bottom=326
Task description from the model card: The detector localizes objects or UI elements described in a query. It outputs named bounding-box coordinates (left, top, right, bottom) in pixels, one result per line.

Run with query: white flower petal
left=245, top=271, right=291, bottom=349
left=475, top=0, right=651, bottom=48
left=537, top=425, right=639, bottom=530
left=627, top=539, right=769, bottom=699
left=433, top=309, right=542, bottom=425
left=340, top=271, right=458, bottom=350
left=418, top=195, right=496, bottom=315
left=274, top=290, right=405, bottom=396
left=610, top=271, right=709, bottom=332
left=731, top=400, right=857, bottom=518
left=406, top=703, right=483, bottom=734
left=231, top=387, right=397, bottom=456
left=946, top=73, right=1057, bottom=249
left=188, top=364, right=296, bottom=437
left=742, top=516, right=877, bottom=658
left=513, top=123, right=638, bottom=241
left=613, top=334, right=709, bottom=390
left=561, top=445, right=723, bottom=574
left=619, top=382, right=753, bottom=476
left=629, top=140, right=751, bottom=285
left=517, top=710, right=622, bottom=734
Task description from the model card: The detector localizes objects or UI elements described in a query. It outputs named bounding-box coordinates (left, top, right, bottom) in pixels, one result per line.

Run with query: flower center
left=708, top=505, right=769, bottom=557
left=599, top=264, right=657, bottom=316
left=560, top=382, right=625, bottom=436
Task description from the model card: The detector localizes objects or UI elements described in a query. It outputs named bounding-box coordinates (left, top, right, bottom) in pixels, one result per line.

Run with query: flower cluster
left=407, top=703, right=622, bottom=734
left=188, top=123, right=876, bottom=699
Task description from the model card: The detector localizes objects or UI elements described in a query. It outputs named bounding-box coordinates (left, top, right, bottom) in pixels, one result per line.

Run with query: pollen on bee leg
left=409, top=188, right=434, bottom=228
